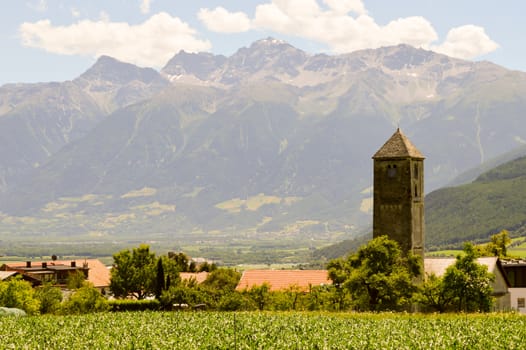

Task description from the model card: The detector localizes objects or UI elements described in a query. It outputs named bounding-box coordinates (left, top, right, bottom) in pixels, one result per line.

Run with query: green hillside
left=314, top=155, right=526, bottom=260
left=426, top=155, right=526, bottom=250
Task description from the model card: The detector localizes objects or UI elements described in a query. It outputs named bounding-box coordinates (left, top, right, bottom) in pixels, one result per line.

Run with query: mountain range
left=1, top=38, right=526, bottom=257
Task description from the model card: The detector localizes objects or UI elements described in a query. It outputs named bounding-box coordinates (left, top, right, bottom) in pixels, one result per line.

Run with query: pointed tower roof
left=373, top=128, right=424, bottom=159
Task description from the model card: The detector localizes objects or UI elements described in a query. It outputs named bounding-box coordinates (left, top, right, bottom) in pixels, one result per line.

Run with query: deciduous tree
left=443, top=243, right=494, bottom=312
left=110, top=244, right=156, bottom=299
left=328, top=236, right=421, bottom=311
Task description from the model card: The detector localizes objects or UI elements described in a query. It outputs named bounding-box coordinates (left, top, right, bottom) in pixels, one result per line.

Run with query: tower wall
left=373, top=156, right=424, bottom=259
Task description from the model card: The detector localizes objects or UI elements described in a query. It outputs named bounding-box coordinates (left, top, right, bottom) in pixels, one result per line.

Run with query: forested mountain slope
left=426, top=155, right=526, bottom=249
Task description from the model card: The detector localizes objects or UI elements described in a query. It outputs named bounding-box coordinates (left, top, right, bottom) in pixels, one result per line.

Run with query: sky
left=1, top=0, right=525, bottom=86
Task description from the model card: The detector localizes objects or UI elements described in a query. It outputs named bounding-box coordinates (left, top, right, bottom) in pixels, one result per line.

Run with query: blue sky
left=1, top=0, right=525, bottom=86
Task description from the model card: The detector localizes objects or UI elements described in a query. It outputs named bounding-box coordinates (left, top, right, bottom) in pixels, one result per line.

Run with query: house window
left=387, top=164, right=397, bottom=178
left=518, top=298, right=525, bottom=308
left=413, top=163, right=419, bottom=179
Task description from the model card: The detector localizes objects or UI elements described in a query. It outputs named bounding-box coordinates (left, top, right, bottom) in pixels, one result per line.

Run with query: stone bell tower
left=372, top=128, right=425, bottom=259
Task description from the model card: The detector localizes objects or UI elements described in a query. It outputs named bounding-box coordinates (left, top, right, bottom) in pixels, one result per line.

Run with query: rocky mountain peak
left=218, top=37, right=309, bottom=84
left=161, top=51, right=227, bottom=81
left=77, top=55, right=164, bottom=85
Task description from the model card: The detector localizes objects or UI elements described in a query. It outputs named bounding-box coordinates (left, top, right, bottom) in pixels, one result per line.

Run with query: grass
left=425, top=250, right=462, bottom=257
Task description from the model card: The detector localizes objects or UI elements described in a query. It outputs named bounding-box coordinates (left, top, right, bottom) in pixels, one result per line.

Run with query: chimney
left=26, top=261, right=31, bottom=268
left=71, top=261, right=76, bottom=268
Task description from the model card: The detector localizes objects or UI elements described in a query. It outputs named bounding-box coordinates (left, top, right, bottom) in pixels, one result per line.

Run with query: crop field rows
left=1, top=312, right=525, bottom=349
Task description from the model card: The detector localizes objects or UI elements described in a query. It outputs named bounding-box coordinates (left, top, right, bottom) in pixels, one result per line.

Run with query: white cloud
left=323, top=0, right=366, bottom=15
left=19, top=12, right=211, bottom=68
left=199, top=0, right=498, bottom=60
left=251, top=2, right=439, bottom=53
left=198, top=7, right=251, bottom=33
left=432, top=25, right=499, bottom=59
left=140, top=0, right=153, bottom=15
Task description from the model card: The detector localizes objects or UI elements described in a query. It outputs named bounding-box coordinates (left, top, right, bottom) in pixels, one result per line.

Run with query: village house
left=0, top=259, right=110, bottom=291
left=501, top=259, right=526, bottom=314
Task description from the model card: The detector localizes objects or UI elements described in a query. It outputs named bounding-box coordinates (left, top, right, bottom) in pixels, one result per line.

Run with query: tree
left=329, top=236, right=421, bottom=311
left=443, top=243, right=494, bottom=312
left=327, top=257, right=352, bottom=311
left=0, top=277, right=40, bottom=315
left=67, top=270, right=87, bottom=290
left=159, top=279, right=210, bottom=309
left=414, top=274, right=455, bottom=313
left=477, top=230, right=511, bottom=258
left=167, top=252, right=190, bottom=272
left=63, top=282, right=108, bottom=314
left=34, top=284, right=63, bottom=314
left=110, top=244, right=156, bottom=299
left=154, top=257, right=165, bottom=299
left=198, top=261, right=217, bottom=272
left=202, top=268, right=241, bottom=292
left=247, top=283, right=271, bottom=311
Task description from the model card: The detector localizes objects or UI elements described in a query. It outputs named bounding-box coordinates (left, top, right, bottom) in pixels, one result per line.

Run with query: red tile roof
left=180, top=272, right=209, bottom=284
left=236, top=270, right=331, bottom=292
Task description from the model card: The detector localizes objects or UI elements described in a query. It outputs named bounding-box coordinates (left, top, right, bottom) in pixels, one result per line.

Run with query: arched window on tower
left=387, top=164, right=397, bottom=178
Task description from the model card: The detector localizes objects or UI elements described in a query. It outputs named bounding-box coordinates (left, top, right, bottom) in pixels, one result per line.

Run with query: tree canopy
left=443, top=243, right=495, bottom=312
left=110, top=244, right=156, bottom=299
left=328, top=236, right=422, bottom=311
left=417, top=243, right=495, bottom=312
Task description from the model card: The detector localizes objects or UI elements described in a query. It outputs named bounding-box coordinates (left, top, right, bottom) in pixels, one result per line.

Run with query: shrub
left=107, top=299, right=161, bottom=312
left=63, top=283, right=108, bottom=314
left=0, top=277, right=40, bottom=315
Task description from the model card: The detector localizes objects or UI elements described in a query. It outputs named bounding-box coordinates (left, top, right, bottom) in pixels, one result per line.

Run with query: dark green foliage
left=328, top=236, right=422, bottom=311
left=414, top=274, right=454, bottom=313
left=67, top=270, right=87, bottom=290
left=167, top=252, right=190, bottom=272
left=107, top=299, right=161, bottom=312
left=426, top=156, right=526, bottom=249
left=63, top=282, right=109, bottom=314
left=197, top=261, right=217, bottom=272
left=154, top=257, right=165, bottom=299
left=160, top=280, right=211, bottom=309
left=158, top=267, right=243, bottom=310
left=110, top=244, right=156, bottom=299
left=417, top=243, right=495, bottom=313
left=34, top=284, right=63, bottom=314
left=477, top=155, right=526, bottom=182
left=216, top=292, right=253, bottom=311
left=247, top=283, right=271, bottom=311
left=442, top=243, right=495, bottom=312
left=201, top=268, right=240, bottom=292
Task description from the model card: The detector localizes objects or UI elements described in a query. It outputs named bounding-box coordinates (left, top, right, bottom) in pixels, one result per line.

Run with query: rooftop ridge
left=373, top=128, right=425, bottom=159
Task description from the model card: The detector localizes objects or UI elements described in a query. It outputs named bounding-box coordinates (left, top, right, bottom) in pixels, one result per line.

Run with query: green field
left=428, top=249, right=526, bottom=259
left=0, top=311, right=525, bottom=349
